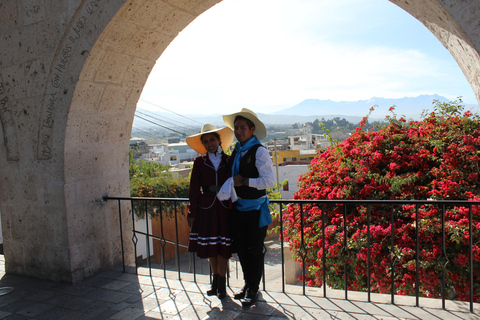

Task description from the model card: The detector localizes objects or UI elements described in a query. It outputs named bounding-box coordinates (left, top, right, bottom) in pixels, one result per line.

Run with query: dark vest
left=232, top=144, right=267, bottom=199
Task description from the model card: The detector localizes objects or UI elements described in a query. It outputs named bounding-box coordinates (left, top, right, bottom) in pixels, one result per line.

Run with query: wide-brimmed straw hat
left=223, top=108, right=267, bottom=140
left=186, top=124, right=234, bottom=155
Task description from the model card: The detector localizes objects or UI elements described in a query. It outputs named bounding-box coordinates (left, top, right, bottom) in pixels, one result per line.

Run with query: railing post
left=469, top=205, right=474, bottom=313
left=174, top=201, right=181, bottom=280
left=367, top=204, right=371, bottom=302
left=159, top=201, right=167, bottom=278
left=441, top=204, right=447, bottom=310
left=390, top=205, right=395, bottom=305
left=322, top=203, right=326, bottom=298
left=415, top=204, right=419, bottom=307
left=343, top=203, right=348, bottom=300
left=300, top=203, right=306, bottom=296
left=280, top=202, right=285, bottom=293
left=117, top=199, right=125, bottom=273
left=192, top=252, right=197, bottom=283
left=131, top=199, right=138, bottom=274
left=144, top=199, right=152, bottom=277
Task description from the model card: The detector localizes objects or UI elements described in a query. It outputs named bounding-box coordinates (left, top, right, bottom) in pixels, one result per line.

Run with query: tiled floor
left=0, top=254, right=478, bottom=319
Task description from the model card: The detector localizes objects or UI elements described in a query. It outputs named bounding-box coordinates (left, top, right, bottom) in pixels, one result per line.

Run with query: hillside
left=272, top=94, right=454, bottom=118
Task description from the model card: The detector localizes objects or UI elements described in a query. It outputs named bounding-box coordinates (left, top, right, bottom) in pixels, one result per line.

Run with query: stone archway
left=0, top=0, right=479, bottom=282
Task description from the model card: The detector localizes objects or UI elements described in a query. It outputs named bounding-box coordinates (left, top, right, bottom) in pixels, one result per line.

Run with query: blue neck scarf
left=231, top=135, right=272, bottom=227
left=232, top=135, right=261, bottom=177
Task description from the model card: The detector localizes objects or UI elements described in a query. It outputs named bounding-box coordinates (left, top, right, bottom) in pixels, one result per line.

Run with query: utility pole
left=274, top=138, right=280, bottom=196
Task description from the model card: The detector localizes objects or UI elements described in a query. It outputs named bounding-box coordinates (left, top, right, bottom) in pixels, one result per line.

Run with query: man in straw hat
left=222, top=108, right=275, bottom=306
left=186, top=124, right=234, bottom=299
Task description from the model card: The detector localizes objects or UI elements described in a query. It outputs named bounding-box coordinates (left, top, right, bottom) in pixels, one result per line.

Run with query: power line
left=132, top=121, right=168, bottom=138
left=133, top=116, right=185, bottom=137
left=135, top=110, right=193, bottom=131
left=134, top=114, right=185, bottom=135
left=131, top=127, right=161, bottom=140
left=130, top=124, right=164, bottom=140
left=140, top=99, right=204, bottom=125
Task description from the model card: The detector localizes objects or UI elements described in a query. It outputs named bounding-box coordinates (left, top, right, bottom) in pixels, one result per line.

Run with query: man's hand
left=233, top=175, right=248, bottom=187
left=233, top=175, right=242, bottom=187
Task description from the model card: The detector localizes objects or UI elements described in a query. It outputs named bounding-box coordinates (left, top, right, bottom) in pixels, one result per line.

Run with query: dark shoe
left=207, top=274, right=219, bottom=296
left=241, top=288, right=258, bottom=307
left=217, top=276, right=227, bottom=299
left=233, top=284, right=248, bottom=300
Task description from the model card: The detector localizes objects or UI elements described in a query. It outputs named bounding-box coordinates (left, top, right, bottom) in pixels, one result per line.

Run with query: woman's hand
left=187, top=217, right=195, bottom=229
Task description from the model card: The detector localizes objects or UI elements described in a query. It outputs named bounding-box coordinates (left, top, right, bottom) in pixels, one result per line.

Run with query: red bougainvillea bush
left=283, top=100, right=480, bottom=301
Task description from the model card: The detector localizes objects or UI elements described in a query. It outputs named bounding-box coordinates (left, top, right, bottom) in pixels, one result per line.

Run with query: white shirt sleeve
left=248, top=146, right=275, bottom=190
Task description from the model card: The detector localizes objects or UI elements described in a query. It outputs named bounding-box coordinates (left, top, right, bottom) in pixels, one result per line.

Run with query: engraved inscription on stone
left=0, top=76, right=19, bottom=161
left=38, top=2, right=101, bottom=160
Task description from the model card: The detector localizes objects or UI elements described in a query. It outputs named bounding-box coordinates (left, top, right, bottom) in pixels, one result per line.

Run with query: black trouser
left=231, top=207, right=268, bottom=292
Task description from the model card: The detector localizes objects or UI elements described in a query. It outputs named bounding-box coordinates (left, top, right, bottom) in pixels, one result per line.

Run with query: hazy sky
left=138, top=0, right=477, bottom=115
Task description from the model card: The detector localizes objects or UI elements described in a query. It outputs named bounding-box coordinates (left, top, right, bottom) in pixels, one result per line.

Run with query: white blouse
left=208, top=151, right=222, bottom=170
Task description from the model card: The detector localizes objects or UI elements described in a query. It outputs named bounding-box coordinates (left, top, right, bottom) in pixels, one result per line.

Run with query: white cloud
left=140, top=0, right=477, bottom=115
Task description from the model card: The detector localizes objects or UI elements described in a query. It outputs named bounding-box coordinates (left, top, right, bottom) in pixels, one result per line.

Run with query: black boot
left=217, top=276, right=227, bottom=299
left=241, top=288, right=258, bottom=307
left=207, top=274, right=219, bottom=296
left=234, top=283, right=248, bottom=300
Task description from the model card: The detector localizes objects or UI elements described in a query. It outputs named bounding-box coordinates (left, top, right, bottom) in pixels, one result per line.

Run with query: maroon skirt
left=188, top=201, right=232, bottom=259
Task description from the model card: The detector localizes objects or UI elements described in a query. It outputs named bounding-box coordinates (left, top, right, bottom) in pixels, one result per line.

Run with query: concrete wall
left=276, top=164, right=309, bottom=199
left=0, top=0, right=479, bottom=282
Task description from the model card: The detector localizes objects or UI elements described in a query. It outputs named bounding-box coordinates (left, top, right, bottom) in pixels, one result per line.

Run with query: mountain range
left=273, top=94, right=452, bottom=117
left=134, top=94, right=479, bottom=131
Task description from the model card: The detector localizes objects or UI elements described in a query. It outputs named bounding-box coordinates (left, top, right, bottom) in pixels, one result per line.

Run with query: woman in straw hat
left=186, top=124, right=234, bottom=299
left=222, top=108, right=275, bottom=306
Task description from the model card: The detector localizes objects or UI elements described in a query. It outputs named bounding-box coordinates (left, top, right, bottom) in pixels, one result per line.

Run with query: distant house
left=141, top=141, right=198, bottom=166
left=266, top=131, right=328, bottom=199
left=130, top=138, right=148, bottom=159
left=288, top=132, right=330, bottom=150
left=267, top=127, right=353, bottom=199
left=170, top=161, right=193, bottom=179
left=130, top=138, right=148, bottom=150
left=267, top=130, right=328, bottom=165
left=167, top=137, right=181, bottom=144
left=274, top=164, right=309, bottom=199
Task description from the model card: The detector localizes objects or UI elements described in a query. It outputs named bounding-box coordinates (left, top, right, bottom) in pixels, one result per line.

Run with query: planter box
left=151, top=205, right=190, bottom=264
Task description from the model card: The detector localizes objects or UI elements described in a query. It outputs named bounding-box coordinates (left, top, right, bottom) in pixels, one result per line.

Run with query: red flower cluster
left=283, top=101, right=480, bottom=301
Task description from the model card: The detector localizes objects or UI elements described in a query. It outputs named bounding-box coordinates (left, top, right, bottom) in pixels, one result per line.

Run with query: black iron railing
left=103, top=196, right=479, bottom=313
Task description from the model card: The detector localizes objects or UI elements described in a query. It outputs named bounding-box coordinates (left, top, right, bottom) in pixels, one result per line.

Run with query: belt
left=202, top=185, right=220, bottom=193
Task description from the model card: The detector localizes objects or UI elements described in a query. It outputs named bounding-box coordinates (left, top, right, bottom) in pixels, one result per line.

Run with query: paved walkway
left=0, top=253, right=478, bottom=319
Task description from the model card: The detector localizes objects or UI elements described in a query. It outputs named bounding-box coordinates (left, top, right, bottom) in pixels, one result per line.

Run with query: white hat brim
left=186, top=127, right=234, bottom=155
left=223, top=108, right=266, bottom=140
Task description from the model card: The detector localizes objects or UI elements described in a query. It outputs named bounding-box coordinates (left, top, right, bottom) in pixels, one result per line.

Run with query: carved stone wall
left=0, top=0, right=478, bottom=282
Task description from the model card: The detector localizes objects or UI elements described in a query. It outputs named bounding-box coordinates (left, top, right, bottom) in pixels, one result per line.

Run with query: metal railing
left=103, top=196, right=479, bottom=313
